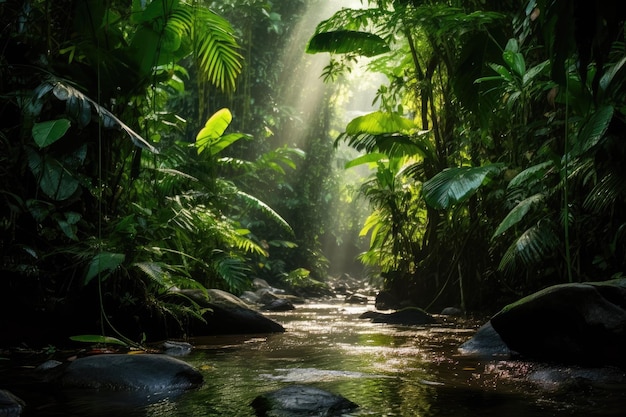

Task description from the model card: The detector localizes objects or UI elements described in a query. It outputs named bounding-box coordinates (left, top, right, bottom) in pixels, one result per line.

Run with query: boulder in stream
left=0, top=389, right=24, bottom=417
left=175, top=289, right=285, bottom=335
left=250, top=385, right=358, bottom=417
left=489, top=278, right=626, bottom=367
left=459, top=321, right=512, bottom=358
left=55, top=354, right=203, bottom=392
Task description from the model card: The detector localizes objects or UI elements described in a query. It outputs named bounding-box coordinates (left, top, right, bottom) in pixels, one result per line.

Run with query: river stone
left=459, top=321, right=511, bottom=358
left=205, top=289, right=285, bottom=334
left=176, top=289, right=285, bottom=335
left=57, top=354, right=203, bottom=391
left=490, top=278, right=626, bottom=367
left=371, top=307, right=436, bottom=325
left=0, top=390, right=24, bottom=417
left=250, top=385, right=358, bottom=417
left=262, top=298, right=295, bottom=311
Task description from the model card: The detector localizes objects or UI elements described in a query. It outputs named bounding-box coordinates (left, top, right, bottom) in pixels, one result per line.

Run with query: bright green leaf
left=345, top=111, right=415, bottom=135
left=196, top=108, right=232, bottom=155
left=345, top=152, right=388, bottom=169
left=306, top=30, right=390, bottom=57
left=70, top=334, right=128, bottom=346
left=503, top=51, right=526, bottom=77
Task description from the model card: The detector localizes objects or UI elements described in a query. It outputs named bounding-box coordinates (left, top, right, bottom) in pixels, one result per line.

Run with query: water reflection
left=11, top=299, right=625, bottom=416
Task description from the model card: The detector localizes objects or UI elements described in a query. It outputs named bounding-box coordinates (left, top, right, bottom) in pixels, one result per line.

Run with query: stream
left=5, top=298, right=626, bottom=416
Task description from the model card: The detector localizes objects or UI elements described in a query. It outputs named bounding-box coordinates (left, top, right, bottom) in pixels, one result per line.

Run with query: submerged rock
left=250, top=385, right=358, bottom=417
left=371, top=307, right=436, bottom=326
left=440, top=307, right=463, bottom=316
left=262, top=299, right=295, bottom=312
left=490, top=278, right=626, bottom=367
left=0, top=390, right=24, bottom=417
left=56, top=354, right=203, bottom=392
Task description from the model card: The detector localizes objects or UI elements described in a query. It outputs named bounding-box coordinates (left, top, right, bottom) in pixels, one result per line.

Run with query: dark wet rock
left=459, top=321, right=512, bottom=358
left=55, top=354, right=202, bottom=392
left=359, top=310, right=384, bottom=320
left=262, top=299, right=295, bottom=312
left=345, top=293, right=368, bottom=304
left=36, top=359, right=63, bottom=371
left=0, top=389, right=24, bottom=417
left=440, top=307, right=463, bottom=316
left=490, top=278, right=626, bottom=367
left=257, top=288, right=280, bottom=305
left=375, top=290, right=401, bottom=310
left=527, top=364, right=626, bottom=392
left=371, top=307, right=436, bottom=326
left=240, top=291, right=261, bottom=304
left=177, top=289, right=285, bottom=335
left=161, top=341, right=193, bottom=357
left=253, top=278, right=272, bottom=289
left=250, top=385, right=358, bottom=417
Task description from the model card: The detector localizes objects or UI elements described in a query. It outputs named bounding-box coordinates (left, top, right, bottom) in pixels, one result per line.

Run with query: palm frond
left=498, top=219, right=561, bottom=273
left=583, top=172, right=626, bottom=213
left=492, top=193, right=545, bottom=239
left=38, top=79, right=158, bottom=152
left=211, top=250, right=250, bottom=292
left=234, top=189, right=294, bottom=236
left=192, top=7, right=243, bottom=92
left=422, top=164, right=503, bottom=210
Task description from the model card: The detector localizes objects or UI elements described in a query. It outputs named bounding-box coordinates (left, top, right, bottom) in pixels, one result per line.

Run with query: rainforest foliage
left=308, top=0, right=626, bottom=310
left=1, top=0, right=626, bottom=344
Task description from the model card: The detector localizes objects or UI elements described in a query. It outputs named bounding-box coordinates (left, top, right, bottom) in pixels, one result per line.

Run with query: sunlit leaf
left=196, top=108, right=232, bottom=155
left=345, top=152, right=388, bottom=169
left=307, top=30, right=390, bottom=57
left=70, top=334, right=128, bottom=346
left=346, top=111, right=415, bottom=135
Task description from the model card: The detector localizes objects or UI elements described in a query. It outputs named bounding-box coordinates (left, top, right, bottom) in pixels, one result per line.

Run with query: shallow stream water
left=5, top=299, right=626, bottom=416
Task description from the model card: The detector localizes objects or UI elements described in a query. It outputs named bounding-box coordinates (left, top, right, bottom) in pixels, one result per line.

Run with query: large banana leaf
left=422, top=164, right=503, bottom=210
left=306, top=30, right=390, bottom=57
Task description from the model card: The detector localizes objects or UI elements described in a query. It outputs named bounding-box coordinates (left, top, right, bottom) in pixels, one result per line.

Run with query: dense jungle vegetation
left=1, top=0, right=625, bottom=346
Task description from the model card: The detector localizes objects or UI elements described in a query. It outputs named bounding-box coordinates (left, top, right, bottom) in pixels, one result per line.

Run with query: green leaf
left=492, top=193, right=544, bottom=239
left=345, top=152, right=388, bottom=169
left=422, top=165, right=502, bottom=210
left=503, top=51, right=525, bottom=77
left=345, top=111, right=415, bottom=135
left=508, top=161, right=553, bottom=189
left=85, top=252, right=125, bottom=285
left=575, top=105, right=614, bottom=155
left=522, top=60, right=549, bottom=86
left=306, top=30, right=390, bottom=57
left=70, top=334, right=128, bottom=346
left=32, top=119, right=71, bottom=148
left=196, top=108, right=232, bottom=155
left=26, top=150, right=80, bottom=201
left=488, top=63, right=514, bottom=83
left=208, top=133, right=248, bottom=156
